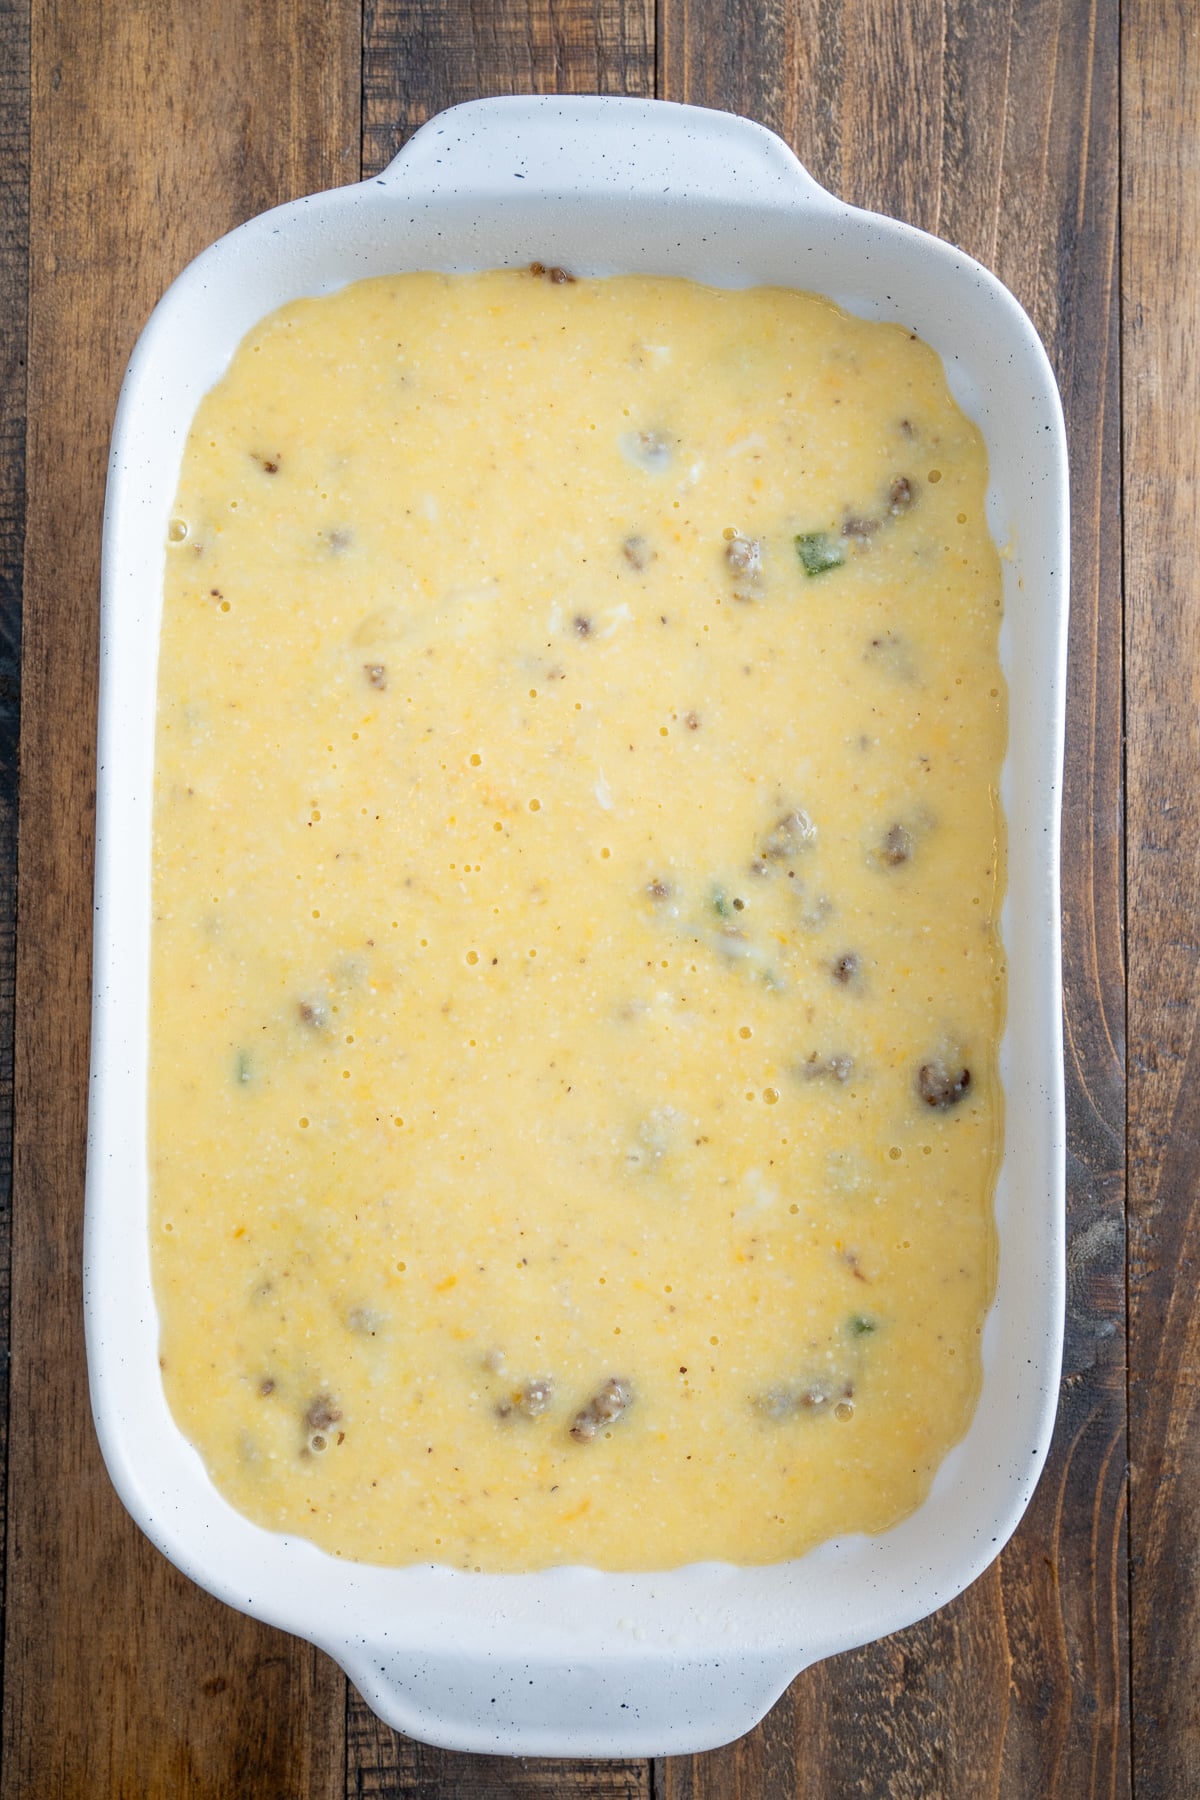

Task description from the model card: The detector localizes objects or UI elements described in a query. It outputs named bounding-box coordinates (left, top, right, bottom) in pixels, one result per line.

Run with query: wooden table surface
left=0, top=0, right=1190, bottom=1793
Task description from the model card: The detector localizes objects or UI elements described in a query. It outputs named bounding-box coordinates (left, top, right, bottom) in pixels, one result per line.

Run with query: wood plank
left=346, top=1718, right=651, bottom=1799
left=657, top=0, right=1126, bottom=1794
left=3, top=4, right=358, bottom=1794
left=1125, top=3, right=1200, bottom=1795
left=0, top=0, right=29, bottom=1701
left=350, top=3, right=654, bottom=1788
left=985, top=0, right=1127, bottom=1794
left=364, top=0, right=654, bottom=174
left=659, top=0, right=947, bottom=234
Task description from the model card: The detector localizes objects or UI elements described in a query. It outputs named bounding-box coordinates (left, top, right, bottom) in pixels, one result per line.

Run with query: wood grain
left=0, top=0, right=28, bottom=1711
left=1125, top=2, right=1200, bottom=1795
left=3, top=4, right=358, bottom=1795
left=984, top=1, right=1128, bottom=1795
left=345, top=1723, right=650, bottom=1799
left=1009, top=0, right=1129, bottom=1786
left=364, top=0, right=654, bottom=175
left=657, top=1, right=1126, bottom=1796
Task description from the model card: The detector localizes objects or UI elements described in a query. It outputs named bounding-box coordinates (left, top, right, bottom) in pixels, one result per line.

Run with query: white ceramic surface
left=86, top=95, right=1068, bottom=1758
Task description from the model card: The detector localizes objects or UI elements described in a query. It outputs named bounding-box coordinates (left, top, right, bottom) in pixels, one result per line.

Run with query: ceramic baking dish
left=86, top=95, right=1068, bottom=1758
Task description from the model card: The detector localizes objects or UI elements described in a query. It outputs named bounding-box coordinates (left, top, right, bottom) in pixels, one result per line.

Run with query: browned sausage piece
left=802, top=1051, right=855, bottom=1083
left=304, top=1395, right=342, bottom=1434
left=917, top=1059, right=971, bottom=1108
left=762, top=808, right=816, bottom=861
left=725, top=535, right=762, bottom=581
left=569, top=1376, right=633, bottom=1442
left=880, top=823, right=913, bottom=866
left=303, top=1393, right=343, bottom=1453
left=753, top=1373, right=854, bottom=1420
left=497, top=1377, right=555, bottom=1421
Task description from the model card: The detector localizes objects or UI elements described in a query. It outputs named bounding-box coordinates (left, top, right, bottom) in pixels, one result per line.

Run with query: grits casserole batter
left=151, top=269, right=1006, bottom=1571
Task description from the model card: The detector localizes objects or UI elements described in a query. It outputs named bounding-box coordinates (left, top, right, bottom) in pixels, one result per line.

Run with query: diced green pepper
left=796, top=531, right=845, bottom=577
left=849, top=1313, right=877, bottom=1336
left=235, top=1049, right=253, bottom=1086
left=711, top=887, right=731, bottom=919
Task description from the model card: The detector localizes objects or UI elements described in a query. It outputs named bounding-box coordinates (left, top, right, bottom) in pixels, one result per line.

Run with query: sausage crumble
left=917, top=1059, right=972, bottom=1108
left=725, top=534, right=763, bottom=583
left=880, top=823, right=913, bottom=866
left=753, top=1373, right=854, bottom=1420
left=802, top=1051, right=855, bottom=1083
left=762, top=809, right=817, bottom=862
left=497, top=1377, right=555, bottom=1421
left=569, top=1377, right=633, bottom=1442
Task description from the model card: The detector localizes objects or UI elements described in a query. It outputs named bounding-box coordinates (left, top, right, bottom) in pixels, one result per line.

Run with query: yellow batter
left=151, top=269, right=1005, bottom=1571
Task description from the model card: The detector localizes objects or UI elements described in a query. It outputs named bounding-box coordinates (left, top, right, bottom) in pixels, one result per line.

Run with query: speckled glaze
left=87, top=96, right=1068, bottom=1759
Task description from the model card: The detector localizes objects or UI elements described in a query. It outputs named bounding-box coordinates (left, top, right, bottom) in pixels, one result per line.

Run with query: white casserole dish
left=86, top=95, right=1068, bottom=1758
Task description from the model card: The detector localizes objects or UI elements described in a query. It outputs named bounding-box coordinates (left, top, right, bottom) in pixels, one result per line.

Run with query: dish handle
left=377, top=94, right=836, bottom=213
left=333, top=1640, right=801, bottom=1758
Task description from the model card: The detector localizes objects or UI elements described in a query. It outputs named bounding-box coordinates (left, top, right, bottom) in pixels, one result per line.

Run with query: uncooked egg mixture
left=151, top=269, right=1006, bottom=1571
